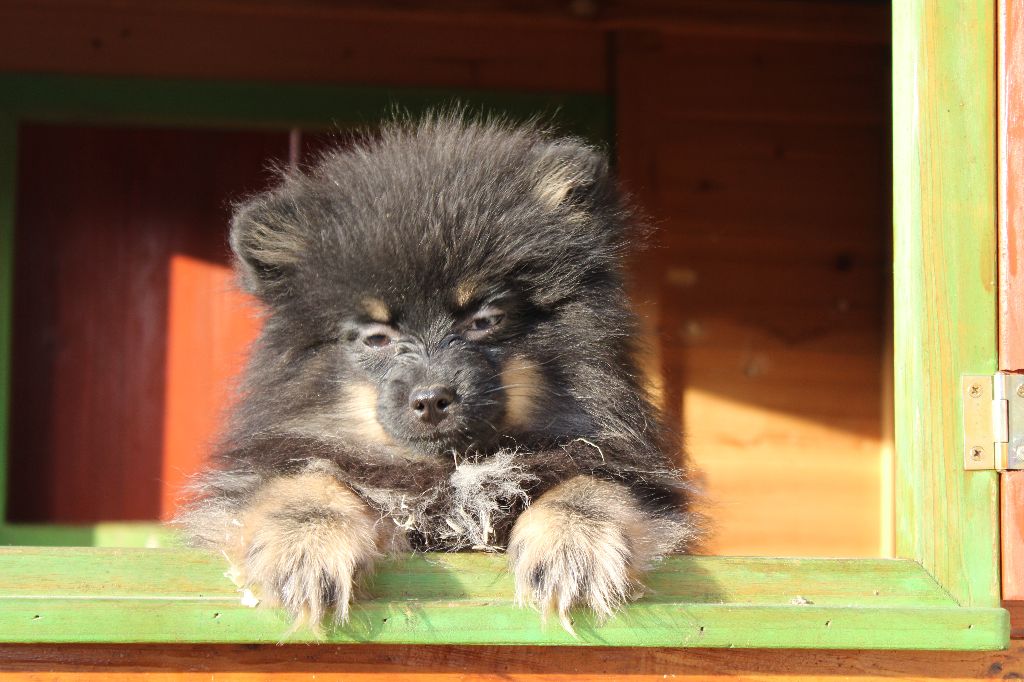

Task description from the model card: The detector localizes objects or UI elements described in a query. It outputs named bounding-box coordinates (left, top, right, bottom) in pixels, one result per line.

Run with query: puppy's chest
left=346, top=450, right=536, bottom=551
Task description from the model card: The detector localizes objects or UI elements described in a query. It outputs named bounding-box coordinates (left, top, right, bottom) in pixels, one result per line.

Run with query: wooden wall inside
left=2, top=1, right=891, bottom=557
left=9, top=125, right=273, bottom=522
left=616, top=27, right=891, bottom=557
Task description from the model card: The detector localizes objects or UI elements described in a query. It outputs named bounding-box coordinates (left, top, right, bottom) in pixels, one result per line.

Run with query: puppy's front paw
left=235, top=468, right=381, bottom=632
left=507, top=476, right=658, bottom=634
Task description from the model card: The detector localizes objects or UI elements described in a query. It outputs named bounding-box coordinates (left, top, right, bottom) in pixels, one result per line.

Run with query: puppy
left=177, top=114, right=701, bottom=634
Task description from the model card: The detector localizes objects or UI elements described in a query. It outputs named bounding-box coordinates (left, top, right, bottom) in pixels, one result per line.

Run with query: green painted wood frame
left=0, top=0, right=1011, bottom=649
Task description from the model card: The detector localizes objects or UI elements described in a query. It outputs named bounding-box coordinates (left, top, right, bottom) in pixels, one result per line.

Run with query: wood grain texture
left=1004, top=472, right=1024, bottom=601
left=3, top=598, right=1004, bottom=649
left=614, top=24, right=890, bottom=557
left=0, top=548, right=958, bottom=606
left=0, top=641, right=1021, bottom=681
left=0, top=548, right=1009, bottom=649
left=1000, top=0, right=1024, bottom=371
left=998, top=0, right=1024, bottom=604
left=1007, top=600, right=1024, bottom=638
left=892, top=0, right=1001, bottom=608
left=0, top=0, right=887, bottom=102
left=7, top=124, right=286, bottom=523
left=0, top=0, right=607, bottom=94
left=0, top=0, right=890, bottom=41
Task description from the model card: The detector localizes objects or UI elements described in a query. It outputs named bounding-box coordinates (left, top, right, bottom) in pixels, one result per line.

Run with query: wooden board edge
left=0, top=598, right=1008, bottom=650
left=0, top=639, right=1019, bottom=681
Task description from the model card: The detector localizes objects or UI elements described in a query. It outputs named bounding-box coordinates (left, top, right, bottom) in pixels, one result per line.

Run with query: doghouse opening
left=4, top=5, right=892, bottom=558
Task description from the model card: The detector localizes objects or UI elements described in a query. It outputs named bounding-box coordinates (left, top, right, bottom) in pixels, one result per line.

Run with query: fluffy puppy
left=177, top=114, right=701, bottom=634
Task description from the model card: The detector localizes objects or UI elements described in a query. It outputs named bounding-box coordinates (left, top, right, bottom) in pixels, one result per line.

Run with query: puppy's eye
left=359, top=325, right=397, bottom=349
left=466, top=307, right=505, bottom=339
left=364, top=334, right=392, bottom=348
left=472, top=314, right=503, bottom=331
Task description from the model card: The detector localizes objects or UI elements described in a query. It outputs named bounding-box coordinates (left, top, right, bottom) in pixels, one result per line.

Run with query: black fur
left=177, top=113, right=700, bottom=623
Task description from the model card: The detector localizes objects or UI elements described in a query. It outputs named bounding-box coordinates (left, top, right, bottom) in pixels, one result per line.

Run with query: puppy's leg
left=228, top=463, right=382, bottom=631
left=508, top=475, right=681, bottom=633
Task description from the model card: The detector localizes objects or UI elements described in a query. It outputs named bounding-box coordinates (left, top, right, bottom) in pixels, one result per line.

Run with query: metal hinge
left=962, top=373, right=1024, bottom=470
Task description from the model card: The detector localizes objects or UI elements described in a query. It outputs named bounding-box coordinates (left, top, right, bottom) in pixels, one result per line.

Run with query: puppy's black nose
left=409, top=386, right=456, bottom=425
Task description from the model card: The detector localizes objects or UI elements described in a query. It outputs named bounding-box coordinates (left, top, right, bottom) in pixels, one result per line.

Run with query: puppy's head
left=231, top=116, right=641, bottom=457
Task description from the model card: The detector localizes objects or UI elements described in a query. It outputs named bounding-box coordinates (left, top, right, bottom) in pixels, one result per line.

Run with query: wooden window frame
left=0, top=1, right=1013, bottom=650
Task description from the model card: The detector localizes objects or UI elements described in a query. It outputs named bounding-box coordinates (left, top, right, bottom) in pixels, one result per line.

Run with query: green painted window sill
left=0, top=546, right=1009, bottom=649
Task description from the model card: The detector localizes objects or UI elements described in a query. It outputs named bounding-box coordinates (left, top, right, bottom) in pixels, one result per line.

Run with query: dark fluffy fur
left=177, top=114, right=702, bottom=632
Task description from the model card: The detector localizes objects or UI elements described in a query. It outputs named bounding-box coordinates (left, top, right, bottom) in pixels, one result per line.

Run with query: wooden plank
left=892, top=0, right=1001, bottom=607
left=635, top=38, right=888, bottom=126
left=0, top=523, right=174, bottom=548
left=614, top=29, right=889, bottom=557
left=0, top=0, right=607, bottom=94
left=1007, top=599, right=1024, bottom=638
left=999, top=0, right=1024, bottom=605
left=0, top=0, right=888, bottom=40
left=0, top=549, right=1007, bottom=649
left=0, top=641, right=1021, bottom=681
left=0, top=598, right=1006, bottom=649
left=1004, top=472, right=1024, bottom=601
left=999, top=0, right=1024, bottom=371
left=0, top=549, right=959, bottom=607
left=0, top=116, right=14, bottom=523
left=0, top=0, right=888, bottom=106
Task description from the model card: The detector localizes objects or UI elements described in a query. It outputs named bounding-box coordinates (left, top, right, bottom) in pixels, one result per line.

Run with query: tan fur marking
left=455, top=280, right=477, bottom=308
left=341, top=383, right=393, bottom=445
left=244, top=218, right=306, bottom=266
left=534, top=164, right=575, bottom=208
left=278, top=382, right=394, bottom=446
left=227, top=462, right=385, bottom=632
left=508, top=475, right=684, bottom=634
left=242, top=467, right=371, bottom=530
left=361, top=297, right=390, bottom=323
left=500, top=356, right=543, bottom=429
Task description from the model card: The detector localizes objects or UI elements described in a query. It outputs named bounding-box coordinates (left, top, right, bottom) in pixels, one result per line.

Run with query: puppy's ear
left=229, top=193, right=308, bottom=299
left=532, top=140, right=612, bottom=212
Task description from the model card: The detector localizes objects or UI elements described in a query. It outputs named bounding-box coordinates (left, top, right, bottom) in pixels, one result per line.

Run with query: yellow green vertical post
left=892, top=0, right=1001, bottom=607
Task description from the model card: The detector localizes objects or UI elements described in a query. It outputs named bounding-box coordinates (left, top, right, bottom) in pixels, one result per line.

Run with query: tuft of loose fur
left=440, top=449, right=536, bottom=550
left=175, top=112, right=703, bottom=633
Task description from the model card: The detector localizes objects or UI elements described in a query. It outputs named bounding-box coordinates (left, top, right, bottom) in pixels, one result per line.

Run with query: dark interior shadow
left=7, top=122, right=288, bottom=524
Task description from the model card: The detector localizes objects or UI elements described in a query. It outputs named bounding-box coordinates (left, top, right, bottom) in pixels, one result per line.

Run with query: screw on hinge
left=1017, top=384, right=1024, bottom=399
left=969, top=384, right=984, bottom=398
left=970, top=446, right=985, bottom=461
